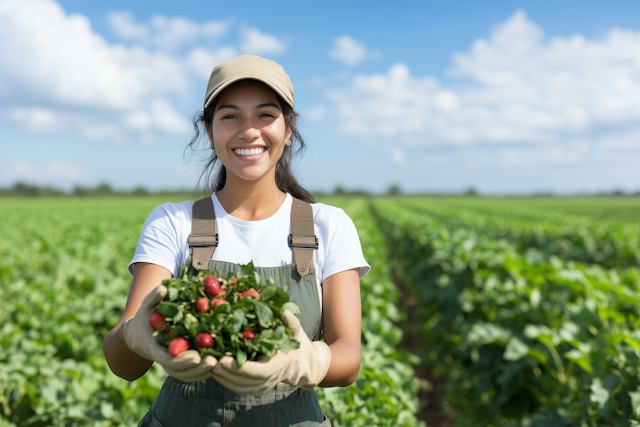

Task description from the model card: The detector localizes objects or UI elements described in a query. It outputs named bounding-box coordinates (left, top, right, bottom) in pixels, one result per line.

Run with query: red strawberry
left=195, top=297, right=210, bottom=313
left=213, top=298, right=228, bottom=308
left=149, top=312, right=166, bottom=330
left=231, top=277, right=237, bottom=285
left=204, top=275, right=224, bottom=296
left=168, top=337, right=189, bottom=357
left=196, top=332, right=214, bottom=348
left=243, top=330, right=255, bottom=340
left=242, top=289, right=260, bottom=299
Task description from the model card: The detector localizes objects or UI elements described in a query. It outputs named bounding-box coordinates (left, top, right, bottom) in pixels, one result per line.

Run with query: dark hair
left=185, top=85, right=315, bottom=203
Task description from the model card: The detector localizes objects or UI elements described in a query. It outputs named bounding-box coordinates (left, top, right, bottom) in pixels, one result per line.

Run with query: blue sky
left=1, top=0, right=640, bottom=194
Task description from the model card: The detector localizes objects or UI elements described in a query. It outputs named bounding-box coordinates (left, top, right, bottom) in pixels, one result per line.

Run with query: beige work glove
left=211, top=309, right=332, bottom=396
left=121, top=285, right=218, bottom=382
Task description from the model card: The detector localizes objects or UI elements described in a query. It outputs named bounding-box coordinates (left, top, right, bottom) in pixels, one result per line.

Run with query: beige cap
left=203, top=55, right=294, bottom=109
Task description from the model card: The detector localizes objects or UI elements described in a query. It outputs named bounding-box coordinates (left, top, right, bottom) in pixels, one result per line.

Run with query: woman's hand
left=103, top=262, right=216, bottom=382
left=210, top=268, right=361, bottom=395
left=211, top=309, right=332, bottom=396
left=121, top=284, right=218, bottom=382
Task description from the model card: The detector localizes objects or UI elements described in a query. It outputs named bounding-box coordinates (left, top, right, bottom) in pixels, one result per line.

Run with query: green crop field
left=1, top=196, right=639, bottom=426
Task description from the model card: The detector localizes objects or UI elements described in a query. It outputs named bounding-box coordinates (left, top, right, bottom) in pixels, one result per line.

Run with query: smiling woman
left=102, top=55, right=370, bottom=427
left=187, top=58, right=312, bottom=204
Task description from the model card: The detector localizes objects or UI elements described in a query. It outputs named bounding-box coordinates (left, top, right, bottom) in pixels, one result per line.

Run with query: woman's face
left=208, top=80, right=292, bottom=184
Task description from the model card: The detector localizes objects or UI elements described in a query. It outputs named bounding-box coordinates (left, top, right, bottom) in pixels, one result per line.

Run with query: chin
left=236, top=171, right=270, bottom=182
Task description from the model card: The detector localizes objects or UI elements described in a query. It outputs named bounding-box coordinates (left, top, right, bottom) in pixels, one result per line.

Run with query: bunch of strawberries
left=148, top=263, right=300, bottom=367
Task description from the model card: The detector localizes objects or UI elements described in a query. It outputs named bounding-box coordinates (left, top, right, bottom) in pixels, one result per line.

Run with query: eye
left=259, top=112, right=276, bottom=118
left=221, top=114, right=237, bottom=119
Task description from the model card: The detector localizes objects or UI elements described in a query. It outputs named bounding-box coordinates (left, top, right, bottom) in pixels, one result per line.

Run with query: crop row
left=317, top=198, right=422, bottom=427
left=397, top=198, right=640, bottom=270
left=0, top=199, right=168, bottom=427
left=371, top=199, right=640, bottom=427
left=0, top=198, right=421, bottom=427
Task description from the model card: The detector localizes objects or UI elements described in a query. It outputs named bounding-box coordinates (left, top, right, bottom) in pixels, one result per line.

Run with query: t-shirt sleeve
left=320, top=207, right=371, bottom=283
left=128, top=203, right=188, bottom=278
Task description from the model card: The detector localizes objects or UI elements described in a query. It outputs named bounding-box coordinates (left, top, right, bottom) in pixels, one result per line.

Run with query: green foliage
left=0, top=198, right=171, bottom=426
left=156, top=266, right=299, bottom=365
left=397, top=197, right=640, bottom=270
left=372, top=199, right=640, bottom=426
left=316, top=198, right=423, bottom=427
left=0, top=197, right=422, bottom=427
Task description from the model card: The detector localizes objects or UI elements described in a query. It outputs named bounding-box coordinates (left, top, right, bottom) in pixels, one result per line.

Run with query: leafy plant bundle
left=151, top=263, right=300, bottom=367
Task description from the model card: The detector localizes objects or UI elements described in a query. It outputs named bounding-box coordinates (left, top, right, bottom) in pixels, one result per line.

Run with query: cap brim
left=203, top=76, right=294, bottom=110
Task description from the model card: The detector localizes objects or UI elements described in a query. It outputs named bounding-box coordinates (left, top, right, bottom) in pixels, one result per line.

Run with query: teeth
left=234, top=147, right=264, bottom=156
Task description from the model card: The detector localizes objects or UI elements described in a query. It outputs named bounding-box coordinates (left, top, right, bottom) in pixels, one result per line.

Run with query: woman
left=103, top=55, right=369, bottom=426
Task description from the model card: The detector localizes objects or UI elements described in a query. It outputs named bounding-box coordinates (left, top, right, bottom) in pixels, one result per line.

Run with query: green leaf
left=173, top=306, right=184, bottom=323
left=282, top=302, right=300, bottom=315
left=504, top=337, right=529, bottom=361
left=231, top=309, right=246, bottom=333
left=467, top=322, right=511, bottom=345
left=523, top=324, right=552, bottom=339
left=255, top=301, right=273, bottom=328
left=156, top=302, right=180, bottom=317
left=254, top=271, right=262, bottom=286
left=278, top=338, right=300, bottom=353
left=630, top=389, right=640, bottom=416
left=565, top=349, right=593, bottom=374
left=213, top=301, right=231, bottom=315
left=623, top=335, right=640, bottom=352
left=240, top=262, right=254, bottom=275
left=590, top=378, right=609, bottom=410
left=527, top=348, right=548, bottom=364
left=236, top=348, right=247, bottom=367
left=170, top=325, right=187, bottom=338
left=100, top=402, right=114, bottom=418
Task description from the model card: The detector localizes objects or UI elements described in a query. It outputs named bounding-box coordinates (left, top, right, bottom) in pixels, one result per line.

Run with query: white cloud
left=326, top=10, right=640, bottom=157
left=107, top=12, right=230, bottom=51
left=329, top=36, right=369, bottom=66
left=392, top=149, right=405, bottom=165
left=0, top=0, right=241, bottom=141
left=303, top=104, right=327, bottom=123
left=187, top=47, right=238, bottom=79
left=240, top=27, right=286, bottom=55
left=8, top=159, right=83, bottom=181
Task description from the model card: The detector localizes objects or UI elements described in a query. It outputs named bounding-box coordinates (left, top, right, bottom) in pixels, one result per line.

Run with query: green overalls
left=137, top=197, right=331, bottom=427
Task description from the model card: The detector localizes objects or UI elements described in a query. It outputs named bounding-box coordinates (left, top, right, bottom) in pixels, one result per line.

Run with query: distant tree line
left=0, top=182, right=202, bottom=198
left=1, top=182, right=639, bottom=198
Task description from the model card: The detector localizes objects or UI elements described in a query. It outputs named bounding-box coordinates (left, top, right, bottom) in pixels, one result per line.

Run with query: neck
left=215, top=169, right=286, bottom=221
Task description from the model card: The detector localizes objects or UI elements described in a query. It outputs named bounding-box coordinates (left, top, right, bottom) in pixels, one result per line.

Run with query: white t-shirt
left=129, top=193, right=370, bottom=307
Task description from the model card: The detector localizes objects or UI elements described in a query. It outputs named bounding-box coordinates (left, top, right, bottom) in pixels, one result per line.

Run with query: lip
left=232, top=146, right=267, bottom=162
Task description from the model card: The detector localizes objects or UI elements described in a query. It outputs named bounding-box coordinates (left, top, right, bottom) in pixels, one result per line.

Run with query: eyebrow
left=216, top=103, right=281, bottom=112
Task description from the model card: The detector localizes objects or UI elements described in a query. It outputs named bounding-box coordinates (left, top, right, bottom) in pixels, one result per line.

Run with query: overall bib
left=138, top=197, right=331, bottom=427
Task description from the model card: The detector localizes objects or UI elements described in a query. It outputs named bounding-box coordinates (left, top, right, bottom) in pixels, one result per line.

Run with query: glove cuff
left=120, top=316, right=135, bottom=348
left=301, top=341, right=332, bottom=391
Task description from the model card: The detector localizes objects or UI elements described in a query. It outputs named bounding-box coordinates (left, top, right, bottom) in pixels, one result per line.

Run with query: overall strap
left=289, top=197, right=318, bottom=277
left=188, top=197, right=218, bottom=270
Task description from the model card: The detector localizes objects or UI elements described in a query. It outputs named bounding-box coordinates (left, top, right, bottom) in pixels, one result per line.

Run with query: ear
left=285, top=113, right=294, bottom=141
left=205, top=122, right=214, bottom=148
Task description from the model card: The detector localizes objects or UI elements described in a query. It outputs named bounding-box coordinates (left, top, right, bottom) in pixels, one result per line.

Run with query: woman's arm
left=102, top=262, right=173, bottom=381
left=318, top=268, right=362, bottom=387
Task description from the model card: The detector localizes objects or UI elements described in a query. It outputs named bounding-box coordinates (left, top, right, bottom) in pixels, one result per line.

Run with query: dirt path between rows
left=392, top=271, right=455, bottom=427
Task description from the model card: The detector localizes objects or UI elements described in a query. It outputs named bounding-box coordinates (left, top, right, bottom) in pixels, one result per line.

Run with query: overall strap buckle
left=288, top=233, right=319, bottom=249
left=187, top=233, right=219, bottom=247
left=190, top=197, right=218, bottom=270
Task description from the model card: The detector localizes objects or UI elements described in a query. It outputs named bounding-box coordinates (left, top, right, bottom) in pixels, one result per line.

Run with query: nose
left=236, top=117, right=260, bottom=140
